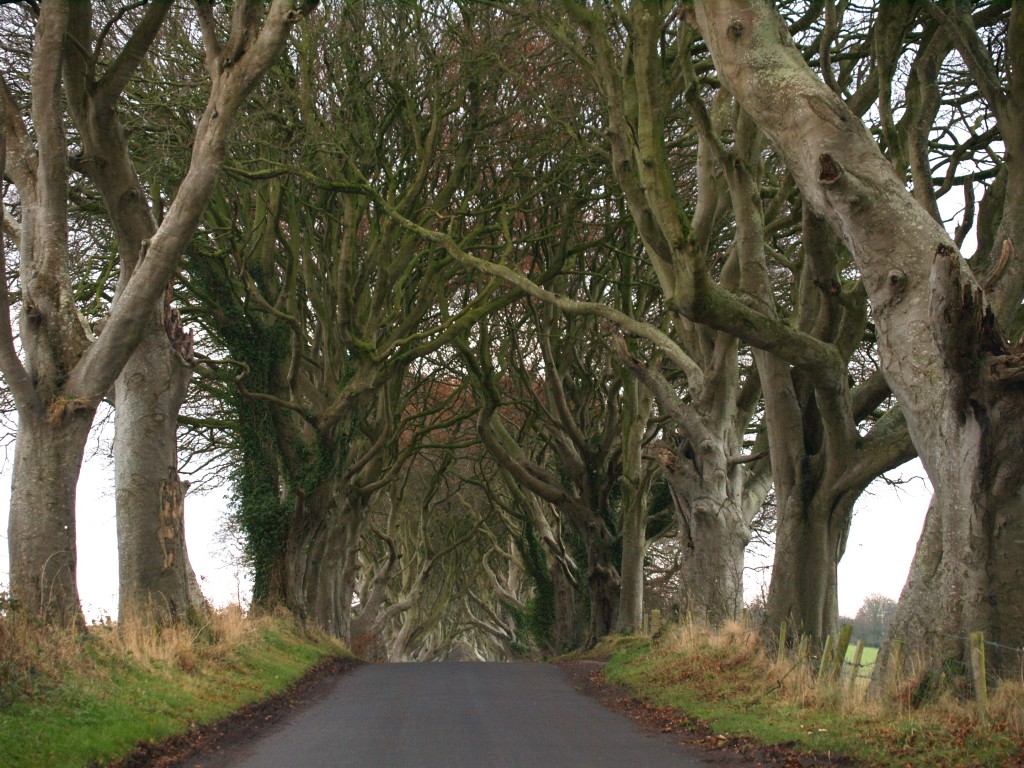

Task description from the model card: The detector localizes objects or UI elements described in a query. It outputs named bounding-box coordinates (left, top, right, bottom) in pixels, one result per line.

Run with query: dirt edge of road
left=108, top=655, right=363, bottom=768
left=557, top=660, right=857, bottom=768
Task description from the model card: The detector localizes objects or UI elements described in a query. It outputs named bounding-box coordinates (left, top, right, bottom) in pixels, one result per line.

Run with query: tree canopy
left=1, top=0, right=1020, bottom=675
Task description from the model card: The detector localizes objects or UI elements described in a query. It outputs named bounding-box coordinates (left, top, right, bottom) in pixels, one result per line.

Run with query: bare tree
left=853, top=593, right=898, bottom=647
left=694, top=0, right=1024, bottom=673
left=1, top=0, right=313, bottom=623
left=530, top=2, right=912, bottom=643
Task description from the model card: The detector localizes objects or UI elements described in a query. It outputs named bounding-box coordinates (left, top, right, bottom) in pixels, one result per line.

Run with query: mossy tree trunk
left=112, top=296, right=206, bottom=622
left=614, top=371, right=655, bottom=634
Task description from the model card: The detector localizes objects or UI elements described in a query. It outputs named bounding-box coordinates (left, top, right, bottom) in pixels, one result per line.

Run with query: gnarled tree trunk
left=675, top=499, right=748, bottom=624
left=654, top=440, right=751, bottom=625
left=584, top=522, right=620, bottom=643
left=284, top=481, right=367, bottom=641
left=114, top=292, right=205, bottom=622
left=613, top=331, right=762, bottom=626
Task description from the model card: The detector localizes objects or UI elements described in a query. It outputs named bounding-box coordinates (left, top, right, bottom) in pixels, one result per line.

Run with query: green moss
left=554, top=635, right=649, bottom=663
left=515, top=524, right=556, bottom=650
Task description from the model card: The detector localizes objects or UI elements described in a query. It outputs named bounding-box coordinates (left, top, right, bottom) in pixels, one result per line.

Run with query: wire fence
left=955, top=633, right=1024, bottom=656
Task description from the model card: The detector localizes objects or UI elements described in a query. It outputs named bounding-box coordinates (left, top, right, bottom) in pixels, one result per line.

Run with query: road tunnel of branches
left=1, top=1, right=1022, bottom=676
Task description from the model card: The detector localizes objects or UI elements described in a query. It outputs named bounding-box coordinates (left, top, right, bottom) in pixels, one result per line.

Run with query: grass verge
left=0, top=606, right=348, bottom=768
left=601, top=622, right=1024, bottom=768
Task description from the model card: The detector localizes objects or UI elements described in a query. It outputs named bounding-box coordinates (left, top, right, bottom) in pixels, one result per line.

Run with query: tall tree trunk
left=285, top=483, right=366, bottom=641
left=766, top=491, right=856, bottom=644
left=585, top=525, right=620, bottom=644
left=114, top=295, right=205, bottom=622
left=615, top=375, right=653, bottom=634
left=7, top=409, right=92, bottom=625
left=615, top=487, right=645, bottom=634
left=551, top=561, right=582, bottom=651
left=3, top=3, right=89, bottom=625
left=754, top=206, right=911, bottom=646
left=63, top=8, right=207, bottom=625
left=673, top=492, right=748, bottom=625
left=756, top=347, right=845, bottom=646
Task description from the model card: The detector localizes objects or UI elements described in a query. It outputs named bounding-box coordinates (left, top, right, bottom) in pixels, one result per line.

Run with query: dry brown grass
left=0, top=610, right=86, bottom=702
left=98, top=604, right=280, bottom=673
left=989, top=681, right=1024, bottom=739
left=0, top=603, right=312, bottom=700
left=652, top=619, right=1024, bottom=747
left=912, top=676, right=1024, bottom=743
left=660, top=619, right=815, bottom=698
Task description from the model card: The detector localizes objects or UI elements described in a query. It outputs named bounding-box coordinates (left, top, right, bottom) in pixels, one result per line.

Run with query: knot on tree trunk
left=163, top=283, right=194, bottom=363
left=818, top=154, right=842, bottom=184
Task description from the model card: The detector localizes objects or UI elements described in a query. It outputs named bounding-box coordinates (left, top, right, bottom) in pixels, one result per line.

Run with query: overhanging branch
left=378, top=194, right=707, bottom=394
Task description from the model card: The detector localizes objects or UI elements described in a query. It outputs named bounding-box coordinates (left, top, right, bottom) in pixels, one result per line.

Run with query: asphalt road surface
left=205, top=662, right=715, bottom=767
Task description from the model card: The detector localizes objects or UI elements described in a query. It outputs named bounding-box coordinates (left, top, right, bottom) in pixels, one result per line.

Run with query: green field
left=844, top=643, right=879, bottom=679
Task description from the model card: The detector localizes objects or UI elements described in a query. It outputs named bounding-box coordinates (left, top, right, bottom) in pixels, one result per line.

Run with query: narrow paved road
left=202, top=662, right=715, bottom=767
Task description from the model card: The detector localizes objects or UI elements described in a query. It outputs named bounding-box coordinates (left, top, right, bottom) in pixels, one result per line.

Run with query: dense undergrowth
left=590, top=622, right=1024, bottom=768
left=0, top=605, right=346, bottom=768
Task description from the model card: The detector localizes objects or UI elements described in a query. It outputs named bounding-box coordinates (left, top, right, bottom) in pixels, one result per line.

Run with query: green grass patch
left=551, top=634, right=650, bottom=663
left=602, top=623, right=1023, bottom=768
left=0, top=608, right=347, bottom=768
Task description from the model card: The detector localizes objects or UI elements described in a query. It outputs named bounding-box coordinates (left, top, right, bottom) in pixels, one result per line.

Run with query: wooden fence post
left=797, top=634, right=809, bottom=670
left=818, top=635, right=835, bottom=683
left=833, top=624, right=854, bottom=680
left=651, top=608, right=663, bottom=636
left=776, top=621, right=788, bottom=666
left=888, top=639, right=904, bottom=687
left=848, top=640, right=865, bottom=693
left=969, top=631, right=988, bottom=708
